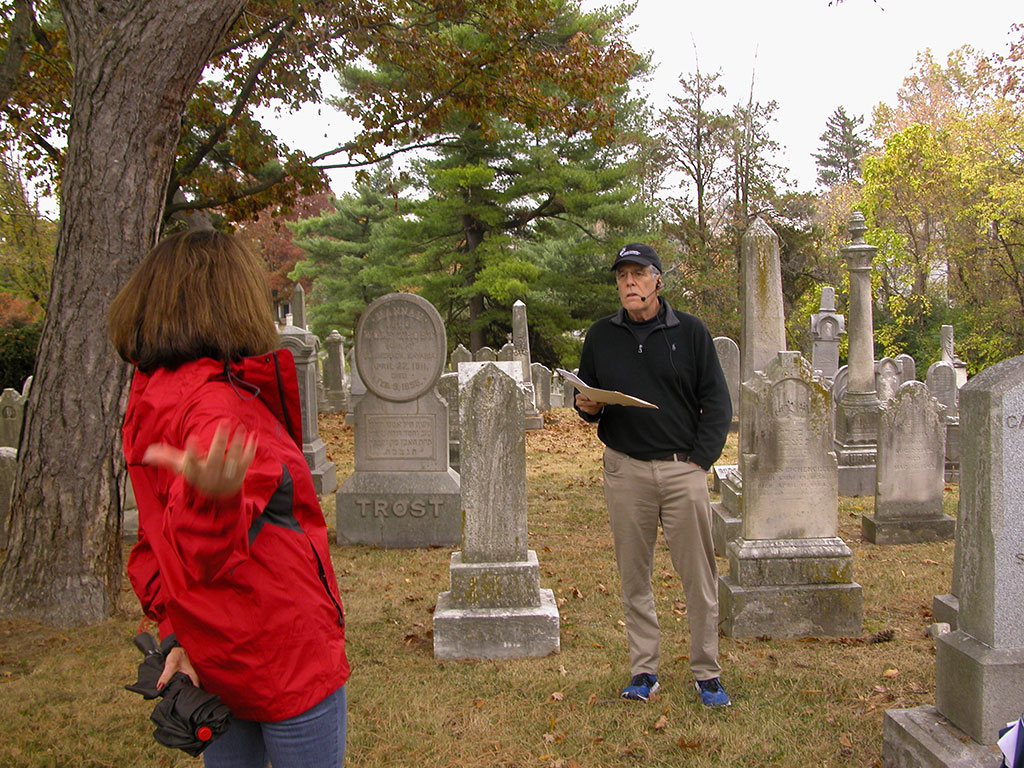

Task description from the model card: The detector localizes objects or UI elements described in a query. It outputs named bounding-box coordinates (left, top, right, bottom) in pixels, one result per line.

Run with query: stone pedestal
left=719, top=537, right=862, bottom=638
left=882, top=707, right=1003, bottom=768
left=711, top=468, right=742, bottom=557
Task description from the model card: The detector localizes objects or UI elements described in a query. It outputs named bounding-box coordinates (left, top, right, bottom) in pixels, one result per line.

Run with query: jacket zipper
left=309, top=540, right=345, bottom=628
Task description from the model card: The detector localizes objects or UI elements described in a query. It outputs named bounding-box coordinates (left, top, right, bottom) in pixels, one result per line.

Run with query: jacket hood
left=122, top=350, right=304, bottom=465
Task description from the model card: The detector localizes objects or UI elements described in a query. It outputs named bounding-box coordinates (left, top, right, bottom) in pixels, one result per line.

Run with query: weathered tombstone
left=291, top=282, right=307, bottom=330
left=475, top=346, right=497, bottom=362
left=941, top=324, right=969, bottom=389
left=550, top=370, right=564, bottom=408
left=433, top=363, right=560, bottom=659
left=875, top=357, right=902, bottom=403
left=810, top=286, right=845, bottom=383
left=928, top=360, right=961, bottom=482
left=0, top=387, right=26, bottom=449
left=322, top=330, right=349, bottom=414
left=512, top=300, right=544, bottom=430
left=344, top=347, right=366, bottom=426
left=896, top=353, right=917, bottom=384
left=712, top=218, right=787, bottom=555
left=449, top=343, right=472, bottom=372
left=883, top=355, right=1024, bottom=765
left=713, top=336, right=741, bottom=422
left=497, top=341, right=516, bottom=361
left=719, top=351, right=861, bottom=638
left=337, top=294, right=461, bottom=547
left=862, top=381, right=954, bottom=544
left=458, top=361, right=533, bottom=423
left=834, top=212, right=881, bottom=496
left=278, top=323, right=337, bottom=495
left=531, top=363, right=552, bottom=412
left=562, top=370, right=577, bottom=410
left=122, top=476, right=139, bottom=540
left=0, top=446, right=15, bottom=549
left=436, top=371, right=461, bottom=473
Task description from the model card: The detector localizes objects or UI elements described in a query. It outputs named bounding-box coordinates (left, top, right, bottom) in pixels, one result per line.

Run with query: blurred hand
left=157, top=645, right=200, bottom=690
left=575, top=392, right=605, bottom=416
left=143, top=421, right=257, bottom=498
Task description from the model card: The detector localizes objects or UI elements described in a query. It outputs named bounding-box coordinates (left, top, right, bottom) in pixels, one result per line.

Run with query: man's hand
left=575, top=392, right=606, bottom=416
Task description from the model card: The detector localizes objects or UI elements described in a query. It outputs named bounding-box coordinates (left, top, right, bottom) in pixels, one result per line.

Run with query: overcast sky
left=264, top=1, right=1021, bottom=197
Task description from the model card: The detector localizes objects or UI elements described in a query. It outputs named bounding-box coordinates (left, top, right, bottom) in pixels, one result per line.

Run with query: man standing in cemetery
left=575, top=243, right=732, bottom=707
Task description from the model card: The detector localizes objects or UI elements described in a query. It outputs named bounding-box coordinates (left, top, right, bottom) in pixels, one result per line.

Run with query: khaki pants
left=602, top=446, right=721, bottom=681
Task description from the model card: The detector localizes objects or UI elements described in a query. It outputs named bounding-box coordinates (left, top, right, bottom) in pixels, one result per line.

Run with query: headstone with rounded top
left=337, top=293, right=460, bottom=547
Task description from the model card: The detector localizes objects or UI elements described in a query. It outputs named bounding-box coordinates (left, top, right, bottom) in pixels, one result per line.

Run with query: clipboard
left=557, top=368, right=659, bottom=409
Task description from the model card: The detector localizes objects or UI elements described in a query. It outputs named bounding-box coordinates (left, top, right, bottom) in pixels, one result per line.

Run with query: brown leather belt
left=661, top=452, right=690, bottom=463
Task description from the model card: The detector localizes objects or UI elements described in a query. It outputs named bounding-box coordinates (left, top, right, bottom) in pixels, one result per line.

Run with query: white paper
left=557, top=368, right=659, bottom=409
left=999, top=719, right=1021, bottom=766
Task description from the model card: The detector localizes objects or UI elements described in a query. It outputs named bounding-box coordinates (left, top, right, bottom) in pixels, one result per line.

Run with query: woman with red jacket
left=108, top=229, right=349, bottom=767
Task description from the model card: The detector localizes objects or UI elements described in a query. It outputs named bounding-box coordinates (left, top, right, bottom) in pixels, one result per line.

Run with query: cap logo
left=619, top=249, right=641, bottom=257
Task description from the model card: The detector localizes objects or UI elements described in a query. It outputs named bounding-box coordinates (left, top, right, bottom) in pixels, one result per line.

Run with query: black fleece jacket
left=575, top=298, right=732, bottom=469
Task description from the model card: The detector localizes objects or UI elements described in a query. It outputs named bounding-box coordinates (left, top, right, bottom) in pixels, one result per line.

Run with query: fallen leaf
left=654, top=715, right=668, bottom=730
left=571, top=587, right=584, bottom=599
left=550, top=691, right=565, bottom=701
left=677, top=737, right=702, bottom=750
left=474, top=699, right=485, bottom=709
left=883, top=668, right=899, bottom=678
left=587, top=692, right=599, bottom=705
left=543, top=732, right=557, bottom=743
left=597, top=583, right=609, bottom=594
left=921, top=558, right=939, bottom=565
left=559, top=665, right=568, bottom=676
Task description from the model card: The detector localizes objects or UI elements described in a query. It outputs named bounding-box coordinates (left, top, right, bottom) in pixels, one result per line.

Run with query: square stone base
left=448, top=550, right=542, bottom=609
left=837, top=462, right=876, bottom=496
left=936, top=629, right=1024, bottom=744
left=337, top=470, right=461, bottom=547
left=932, top=594, right=959, bottom=630
left=882, top=706, right=1003, bottom=768
left=433, top=588, right=560, bottom=660
left=711, top=501, right=741, bottom=558
left=862, top=514, right=956, bottom=545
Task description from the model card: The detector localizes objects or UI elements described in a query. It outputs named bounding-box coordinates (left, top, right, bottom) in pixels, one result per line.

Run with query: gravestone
left=344, top=347, right=366, bottom=425
left=834, top=212, right=881, bottom=496
left=498, top=341, right=515, bottom=361
left=458, top=361, right=534, bottom=424
left=322, top=330, right=349, bottom=414
left=550, top=370, right=564, bottom=408
left=0, top=387, right=26, bottom=449
left=712, top=218, right=787, bottom=555
left=941, top=324, right=969, bottom=388
left=291, top=282, right=307, bottom=330
left=278, top=324, right=337, bottom=495
left=862, top=381, right=954, bottom=544
left=713, top=336, right=741, bottom=422
left=883, top=355, right=1024, bottom=766
left=449, top=343, right=472, bottom=372
left=531, top=363, right=552, bottom=412
left=512, top=300, right=544, bottom=430
left=436, top=371, right=461, bottom=473
left=875, top=357, right=903, bottom=403
left=563, top=371, right=577, bottom=411
left=475, top=346, right=496, bottom=362
left=719, top=351, right=861, bottom=638
left=0, top=445, right=15, bottom=549
left=896, top=353, right=917, bottom=384
left=337, top=294, right=461, bottom=547
left=928, top=360, right=961, bottom=482
left=433, top=363, right=560, bottom=659
left=810, top=286, right=845, bottom=383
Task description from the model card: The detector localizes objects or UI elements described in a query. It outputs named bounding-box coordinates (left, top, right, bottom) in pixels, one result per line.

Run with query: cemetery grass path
left=0, top=410, right=963, bottom=767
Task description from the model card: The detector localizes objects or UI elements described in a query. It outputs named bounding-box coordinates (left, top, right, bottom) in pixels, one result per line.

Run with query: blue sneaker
left=695, top=677, right=731, bottom=707
left=621, top=673, right=659, bottom=701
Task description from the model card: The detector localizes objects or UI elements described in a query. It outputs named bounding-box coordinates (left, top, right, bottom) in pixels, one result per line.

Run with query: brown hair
left=108, top=229, right=279, bottom=372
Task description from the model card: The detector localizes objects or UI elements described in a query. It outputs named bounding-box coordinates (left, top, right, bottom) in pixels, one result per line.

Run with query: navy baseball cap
left=611, top=243, right=662, bottom=273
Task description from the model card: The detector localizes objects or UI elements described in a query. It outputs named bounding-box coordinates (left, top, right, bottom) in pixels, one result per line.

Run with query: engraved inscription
left=366, top=415, right=435, bottom=459
left=357, top=296, right=444, bottom=401
left=355, top=498, right=445, bottom=518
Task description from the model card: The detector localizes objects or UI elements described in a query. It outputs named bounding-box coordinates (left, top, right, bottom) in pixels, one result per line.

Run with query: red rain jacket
left=123, top=350, right=349, bottom=721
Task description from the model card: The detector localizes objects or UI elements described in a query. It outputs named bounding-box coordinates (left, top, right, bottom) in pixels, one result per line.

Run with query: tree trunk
left=0, top=0, right=245, bottom=626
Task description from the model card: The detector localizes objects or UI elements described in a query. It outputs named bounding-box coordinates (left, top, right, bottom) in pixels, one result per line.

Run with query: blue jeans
left=202, top=685, right=346, bottom=768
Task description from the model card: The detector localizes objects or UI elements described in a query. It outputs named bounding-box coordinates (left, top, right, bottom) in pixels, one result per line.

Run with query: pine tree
left=813, top=106, right=869, bottom=186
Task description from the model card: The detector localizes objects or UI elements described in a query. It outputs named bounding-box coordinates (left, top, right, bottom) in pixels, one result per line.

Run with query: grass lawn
left=0, top=408, right=968, bottom=767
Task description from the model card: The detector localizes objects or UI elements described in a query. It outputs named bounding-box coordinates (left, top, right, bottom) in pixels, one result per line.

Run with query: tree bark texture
left=0, top=0, right=246, bottom=626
